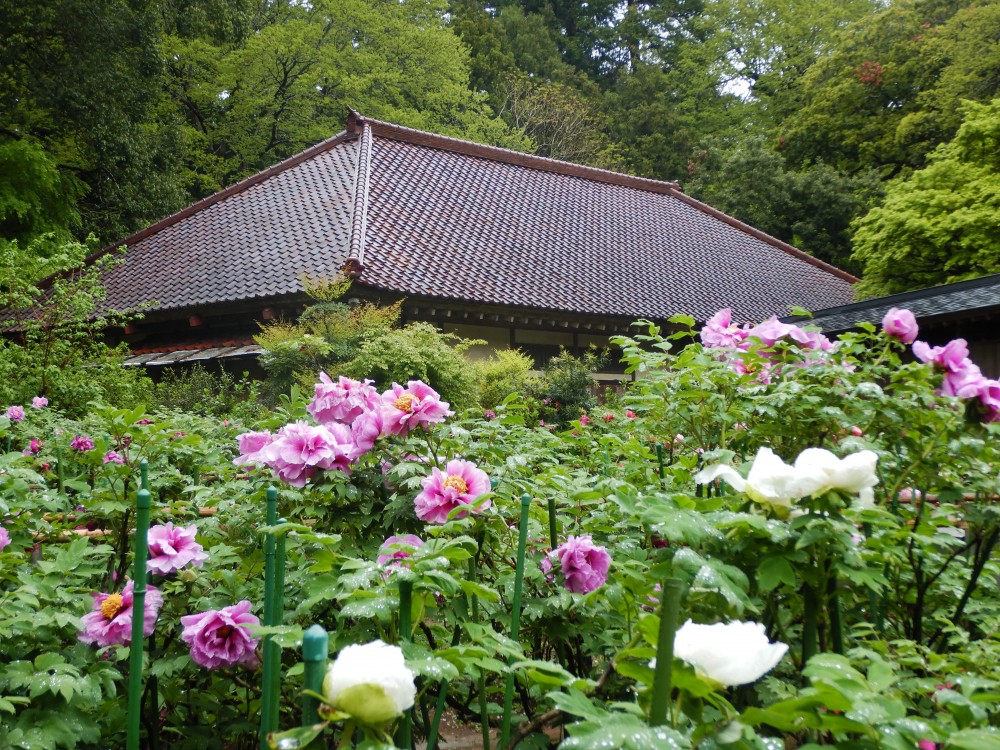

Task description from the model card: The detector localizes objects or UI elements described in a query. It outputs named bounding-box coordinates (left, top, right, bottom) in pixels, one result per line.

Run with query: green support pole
left=649, top=578, right=684, bottom=727
left=655, top=444, right=666, bottom=487
left=396, top=580, right=414, bottom=749
left=469, top=553, right=490, bottom=750
left=302, top=624, right=328, bottom=727
left=127, top=461, right=152, bottom=750
left=499, top=494, right=532, bottom=749
left=55, top=443, right=64, bottom=495
left=546, top=496, right=558, bottom=550
left=260, top=487, right=279, bottom=750
left=266, top=519, right=288, bottom=735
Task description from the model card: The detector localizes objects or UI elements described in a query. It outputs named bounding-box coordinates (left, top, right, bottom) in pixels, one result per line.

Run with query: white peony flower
left=322, top=640, right=416, bottom=726
left=674, top=620, right=788, bottom=687
left=793, top=448, right=879, bottom=506
left=695, top=447, right=814, bottom=512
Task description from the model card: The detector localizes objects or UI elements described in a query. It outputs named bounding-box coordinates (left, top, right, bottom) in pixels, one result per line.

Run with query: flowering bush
left=1, top=306, right=999, bottom=749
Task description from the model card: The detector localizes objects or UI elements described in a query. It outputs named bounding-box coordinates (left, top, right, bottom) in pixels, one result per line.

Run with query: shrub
left=472, top=348, right=539, bottom=409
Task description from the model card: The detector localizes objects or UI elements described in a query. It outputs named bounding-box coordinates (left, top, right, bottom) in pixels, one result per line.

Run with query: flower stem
left=649, top=577, right=684, bottom=727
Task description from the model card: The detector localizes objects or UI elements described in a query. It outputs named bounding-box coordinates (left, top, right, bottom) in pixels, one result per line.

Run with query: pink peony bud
left=882, top=308, right=918, bottom=344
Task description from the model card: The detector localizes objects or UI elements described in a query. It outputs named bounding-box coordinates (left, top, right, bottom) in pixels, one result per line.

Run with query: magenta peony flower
left=376, top=534, right=424, bottom=567
left=882, top=307, right=918, bottom=344
left=70, top=434, right=95, bottom=452
left=974, top=379, right=1000, bottom=423
left=0, top=525, right=10, bottom=552
left=546, top=535, right=611, bottom=594
left=579, top=414, right=591, bottom=426
left=414, top=460, right=491, bottom=524
left=23, top=438, right=43, bottom=455
left=913, top=339, right=986, bottom=398
left=147, top=523, right=208, bottom=575
left=233, top=430, right=272, bottom=466
left=700, top=308, right=749, bottom=348
left=6, top=405, right=24, bottom=422
left=78, top=580, right=163, bottom=648
left=381, top=381, right=452, bottom=436
left=31, top=396, right=48, bottom=409
left=308, top=373, right=381, bottom=425
left=180, top=600, right=261, bottom=669
left=103, top=450, right=125, bottom=464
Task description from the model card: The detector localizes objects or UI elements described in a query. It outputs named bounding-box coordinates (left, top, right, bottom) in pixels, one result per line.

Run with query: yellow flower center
left=101, top=593, right=124, bottom=620
left=393, top=395, right=414, bottom=413
left=442, top=475, right=468, bottom=494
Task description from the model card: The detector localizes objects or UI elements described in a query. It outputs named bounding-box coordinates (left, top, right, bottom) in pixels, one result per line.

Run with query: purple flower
left=381, top=381, right=452, bottom=437
left=78, top=580, right=163, bottom=648
left=264, top=421, right=355, bottom=487
left=180, top=601, right=261, bottom=670
left=974, top=379, right=1000, bottom=423
left=6, top=405, right=24, bottom=422
left=103, top=450, right=125, bottom=464
left=147, top=523, right=208, bottom=575
left=545, top=535, right=611, bottom=594
left=31, top=396, right=48, bottom=409
left=484, top=410, right=497, bottom=420
left=700, top=308, right=749, bottom=348
left=414, top=460, right=491, bottom=524
left=882, top=307, right=918, bottom=344
left=0, top=525, right=10, bottom=552
left=913, top=339, right=986, bottom=397
left=70, top=434, right=94, bottom=452
left=308, top=373, right=381, bottom=425
left=376, top=534, right=424, bottom=568
left=350, top=408, right=384, bottom=457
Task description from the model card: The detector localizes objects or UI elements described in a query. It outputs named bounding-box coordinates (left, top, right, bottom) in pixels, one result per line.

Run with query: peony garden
left=1, top=308, right=999, bottom=750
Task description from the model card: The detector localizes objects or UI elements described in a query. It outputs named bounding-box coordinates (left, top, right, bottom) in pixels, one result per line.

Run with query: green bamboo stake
left=802, top=582, right=819, bottom=665
left=126, top=461, right=152, bottom=750
left=302, top=624, right=329, bottom=730
left=499, top=494, right=532, bottom=749
left=655, top=444, right=666, bottom=487
left=546, top=496, right=558, bottom=550
left=260, top=487, right=279, bottom=750
left=649, top=578, right=684, bottom=726
left=426, top=625, right=463, bottom=750
left=55, top=443, right=64, bottom=494
left=827, top=572, right=844, bottom=655
left=396, top=580, right=414, bottom=750
left=265, top=518, right=288, bottom=734
left=469, top=553, right=491, bottom=750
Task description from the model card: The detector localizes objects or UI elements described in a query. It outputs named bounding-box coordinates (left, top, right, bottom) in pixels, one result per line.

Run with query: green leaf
left=757, top=556, right=796, bottom=592
left=944, top=729, right=1000, bottom=750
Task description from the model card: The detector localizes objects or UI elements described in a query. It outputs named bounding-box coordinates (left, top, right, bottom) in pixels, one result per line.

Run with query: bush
left=472, top=348, right=539, bottom=409
left=531, top=348, right=605, bottom=426
left=151, top=365, right=266, bottom=421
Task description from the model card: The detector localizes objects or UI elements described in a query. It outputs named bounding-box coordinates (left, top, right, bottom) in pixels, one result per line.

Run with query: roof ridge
left=81, top=129, right=357, bottom=273
left=348, top=111, right=682, bottom=195
left=346, top=112, right=858, bottom=284
left=347, top=117, right=373, bottom=269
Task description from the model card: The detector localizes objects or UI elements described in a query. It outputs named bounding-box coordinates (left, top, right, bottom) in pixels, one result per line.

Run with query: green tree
left=852, top=99, right=1000, bottom=297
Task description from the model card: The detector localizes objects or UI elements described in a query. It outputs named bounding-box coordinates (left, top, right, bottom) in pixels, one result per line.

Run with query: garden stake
left=649, top=577, right=684, bottom=727
left=301, top=624, right=329, bottom=730
left=547, top=495, right=558, bottom=550
left=499, top=493, right=532, bottom=749
left=655, top=444, right=666, bottom=487
left=827, top=571, right=844, bottom=654
left=802, top=582, right=819, bottom=665
left=265, top=518, right=289, bottom=734
left=396, top=579, right=413, bottom=750
left=259, top=486, right=278, bottom=750
left=426, top=626, right=463, bottom=750
left=126, top=461, right=152, bottom=750
left=468, top=553, right=491, bottom=750
left=55, top=443, right=64, bottom=494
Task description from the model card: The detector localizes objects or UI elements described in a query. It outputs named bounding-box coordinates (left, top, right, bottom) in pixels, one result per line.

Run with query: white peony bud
left=322, top=640, right=416, bottom=727
left=695, top=447, right=813, bottom=512
left=674, top=620, right=788, bottom=687
left=793, top=448, right=879, bottom=505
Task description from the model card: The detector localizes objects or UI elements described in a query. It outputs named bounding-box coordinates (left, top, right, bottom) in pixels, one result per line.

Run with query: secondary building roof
left=95, top=111, right=857, bottom=326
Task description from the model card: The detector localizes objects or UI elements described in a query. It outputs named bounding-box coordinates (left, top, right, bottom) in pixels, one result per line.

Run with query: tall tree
left=851, top=98, right=1000, bottom=297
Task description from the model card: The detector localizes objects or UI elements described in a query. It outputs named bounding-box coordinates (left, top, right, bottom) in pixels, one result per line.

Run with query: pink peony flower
left=882, top=308, right=918, bottom=344
left=264, top=421, right=355, bottom=487
left=6, top=405, right=24, bottom=422
left=974, top=379, right=1000, bottom=423
left=414, top=460, right=491, bottom=524
left=744, top=317, right=797, bottom=348
left=71, top=434, right=95, bottom=452
left=147, top=523, right=209, bottom=575
left=918, top=742, right=937, bottom=750
left=625, top=410, right=636, bottom=419
left=23, top=438, right=43, bottom=455
left=484, top=410, right=497, bottom=420
left=308, top=373, right=381, bottom=425
left=233, top=430, right=272, bottom=466
left=545, top=535, right=611, bottom=594
left=603, top=413, right=614, bottom=422
left=350, top=408, right=384, bottom=457
left=380, top=381, right=452, bottom=436
left=0, top=525, right=10, bottom=552
left=579, top=415, right=591, bottom=426
left=180, top=601, right=261, bottom=670
left=376, top=534, right=424, bottom=567
left=78, top=580, right=163, bottom=648
left=103, top=450, right=125, bottom=465
left=135, top=418, right=153, bottom=425
left=31, top=396, right=48, bottom=409
left=701, top=308, right=750, bottom=348
left=913, top=339, right=986, bottom=398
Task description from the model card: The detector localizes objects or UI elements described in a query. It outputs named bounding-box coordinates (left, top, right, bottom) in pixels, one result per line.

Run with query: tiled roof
left=802, top=274, right=1000, bottom=332
left=95, top=111, right=857, bottom=323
